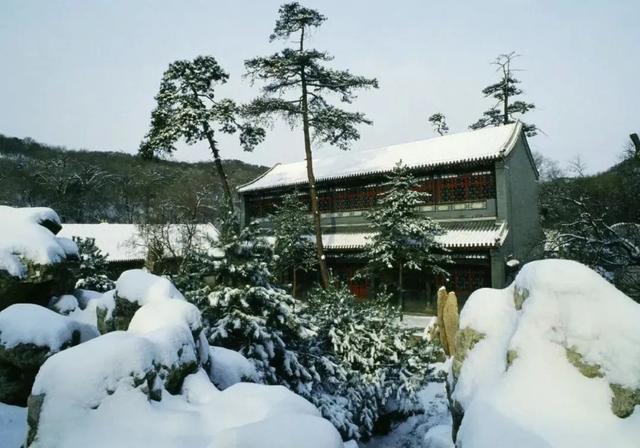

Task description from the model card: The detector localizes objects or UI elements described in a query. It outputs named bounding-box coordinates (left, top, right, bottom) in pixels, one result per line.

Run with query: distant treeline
left=0, top=134, right=267, bottom=223
left=540, top=153, right=640, bottom=229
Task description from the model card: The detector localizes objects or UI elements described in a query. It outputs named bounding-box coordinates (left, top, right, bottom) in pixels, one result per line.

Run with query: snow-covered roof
left=58, top=223, right=220, bottom=262
left=239, top=123, right=522, bottom=193
left=322, top=221, right=508, bottom=250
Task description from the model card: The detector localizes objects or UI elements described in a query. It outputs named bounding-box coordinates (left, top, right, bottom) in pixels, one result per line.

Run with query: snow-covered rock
left=0, top=206, right=78, bottom=310
left=0, top=304, right=98, bottom=405
left=101, top=270, right=185, bottom=332
left=48, top=294, right=79, bottom=315
left=116, top=269, right=185, bottom=305
left=450, top=259, right=640, bottom=448
left=208, top=346, right=259, bottom=389
left=25, top=272, right=341, bottom=447
left=128, top=299, right=208, bottom=393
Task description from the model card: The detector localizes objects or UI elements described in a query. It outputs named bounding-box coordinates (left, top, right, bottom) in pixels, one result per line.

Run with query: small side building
left=238, top=122, right=541, bottom=313
left=58, top=223, right=220, bottom=278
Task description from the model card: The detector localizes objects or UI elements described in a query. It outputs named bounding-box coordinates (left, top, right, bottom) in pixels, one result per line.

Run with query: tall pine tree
left=244, top=2, right=378, bottom=288
left=428, top=113, right=449, bottom=136
left=139, top=56, right=265, bottom=211
left=470, top=52, right=537, bottom=137
left=360, top=163, right=451, bottom=310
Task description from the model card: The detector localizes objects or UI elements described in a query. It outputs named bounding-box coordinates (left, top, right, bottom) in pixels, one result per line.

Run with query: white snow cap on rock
left=454, top=259, right=640, bottom=448
left=0, top=303, right=97, bottom=352
left=0, top=206, right=77, bottom=277
left=115, top=269, right=185, bottom=304
left=209, top=346, right=259, bottom=389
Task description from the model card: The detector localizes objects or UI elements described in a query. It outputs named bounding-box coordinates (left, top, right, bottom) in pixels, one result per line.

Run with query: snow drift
left=449, top=259, right=640, bottom=448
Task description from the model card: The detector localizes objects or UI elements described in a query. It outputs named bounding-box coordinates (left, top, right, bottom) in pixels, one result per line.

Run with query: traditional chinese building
left=238, top=122, right=540, bottom=314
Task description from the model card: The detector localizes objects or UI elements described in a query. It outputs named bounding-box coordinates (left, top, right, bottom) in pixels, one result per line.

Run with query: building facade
left=238, top=122, right=541, bottom=314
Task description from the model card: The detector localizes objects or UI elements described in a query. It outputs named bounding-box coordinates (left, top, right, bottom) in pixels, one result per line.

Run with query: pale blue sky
left=1, top=0, right=638, bottom=172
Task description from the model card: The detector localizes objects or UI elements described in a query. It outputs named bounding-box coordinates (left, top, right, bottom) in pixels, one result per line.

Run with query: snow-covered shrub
left=0, top=304, right=97, bottom=405
left=449, top=259, right=640, bottom=448
left=72, top=237, right=114, bottom=292
left=178, top=208, right=447, bottom=441
left=0, top=206, right=78, bottom=309
left=306, top=284, right=442, bottom=435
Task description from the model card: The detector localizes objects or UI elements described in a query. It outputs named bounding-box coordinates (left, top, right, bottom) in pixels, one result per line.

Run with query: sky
left=0, top=0, right=638, bottom=173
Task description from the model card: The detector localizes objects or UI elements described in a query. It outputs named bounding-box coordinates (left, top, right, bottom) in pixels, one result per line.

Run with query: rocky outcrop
left=448, top=260, right=640, bottom=448
left=0, top=304, right=97, bottom=405
left=0, top=207, right=78, bottom=311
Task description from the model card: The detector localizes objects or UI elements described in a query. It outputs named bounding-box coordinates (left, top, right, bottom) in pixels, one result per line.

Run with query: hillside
left=0, top=134, right=268, bottom=223
left=540, top=154, right=640, bottom=228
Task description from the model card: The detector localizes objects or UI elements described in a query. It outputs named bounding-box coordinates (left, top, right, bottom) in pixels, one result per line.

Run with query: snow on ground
left=0, top=206, right=77, bottom=277
left=0, top=403, right=27, bottom=448
left=454, top=259, right=640, bottom=448
left=362, top=380, right=451, bottom=448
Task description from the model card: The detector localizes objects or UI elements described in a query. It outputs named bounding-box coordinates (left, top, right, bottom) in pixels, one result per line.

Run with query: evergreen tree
left=244, top=2, right=378, bottom=288
left=470, top=52, right=537, bottom=137
left=306, top=284, right=442, bottom=422
left=270, top=192, right=316, bottom=297
left=73, top=237, right=114, bottom=292
left=428, top=113, right=449, bottom=136
left=180, top=209, right=357, bottom=437
left=139, top=56, right=265, bottom=211
left=360, top=163, right=451, bottom=310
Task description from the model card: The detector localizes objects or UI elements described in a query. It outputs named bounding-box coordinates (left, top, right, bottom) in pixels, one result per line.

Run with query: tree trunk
left=202, top=123, right=234, bottom=213
left=398, top=264, right=404, bottom=319
left=503, top=81, right=509, bottom=125
left=292, top=267, right=297, bottom=299
left=300, top=26, right=330, bottom=289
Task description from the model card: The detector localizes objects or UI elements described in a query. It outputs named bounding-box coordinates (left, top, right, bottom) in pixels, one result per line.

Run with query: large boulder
left=0, top=207, right=78, bottom=310
left=0, top=304, right=97, bottom=405
left=448, top=260, right=640, bottom=448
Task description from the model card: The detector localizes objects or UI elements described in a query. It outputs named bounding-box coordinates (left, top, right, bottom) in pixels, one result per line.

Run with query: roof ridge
left=239, top=123, right=521, bottom=193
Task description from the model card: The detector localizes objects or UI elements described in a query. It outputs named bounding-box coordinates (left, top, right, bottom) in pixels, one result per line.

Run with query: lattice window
left=451, top=268, right=491, bottom=293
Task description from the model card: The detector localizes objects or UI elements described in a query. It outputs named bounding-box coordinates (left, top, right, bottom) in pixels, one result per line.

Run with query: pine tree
left=270, top=192, right=316, bottom=297
left=139, top=56, right=265, bottom=211
left=180, top=208, right=357, bottom=437
left=360, top=163, right=451, bottom=310
left=244, top=2, right=378, bottom=288
left=470, top=52, right=537, bottom=137
left=428, top=113, right=449, bottom=136
left=73, top=237, right=115, bottom=292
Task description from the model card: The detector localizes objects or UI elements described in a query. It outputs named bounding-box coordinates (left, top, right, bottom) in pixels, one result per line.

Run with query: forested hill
left=0, top=134, right=268, bottom=223
left=540, top=153, right=640, bottom=228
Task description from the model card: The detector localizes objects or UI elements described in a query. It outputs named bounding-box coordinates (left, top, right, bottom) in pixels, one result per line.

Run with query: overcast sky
left=1, top=0, right=638, bottom=173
